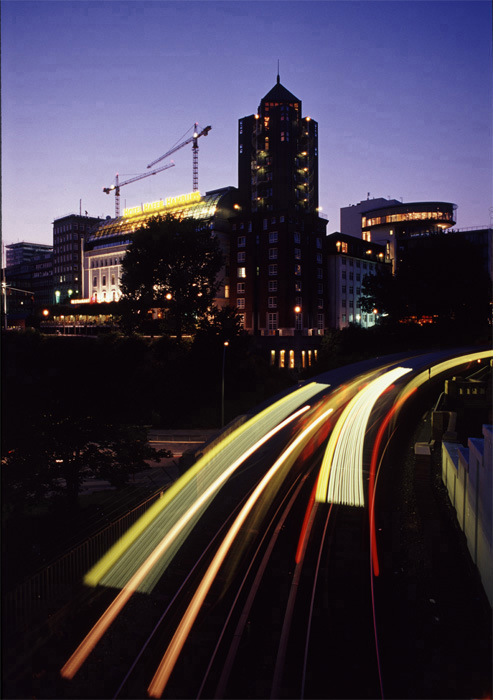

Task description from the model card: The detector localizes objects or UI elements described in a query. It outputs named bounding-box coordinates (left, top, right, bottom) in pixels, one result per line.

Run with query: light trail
left=316, top=367, right=412, bottom=507
left=85, top=381, right=328, bottom=591
left=147, top=406, right=334, bottom=699
left=60, top=405, right=311, bottom=681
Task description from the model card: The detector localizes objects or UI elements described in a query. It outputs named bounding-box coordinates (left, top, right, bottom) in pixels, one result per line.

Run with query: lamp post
left=221, top=341, right=229, bottom=427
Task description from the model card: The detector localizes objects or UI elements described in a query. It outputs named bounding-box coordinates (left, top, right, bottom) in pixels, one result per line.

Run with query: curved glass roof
left=88, top=191, right=225, bottom=242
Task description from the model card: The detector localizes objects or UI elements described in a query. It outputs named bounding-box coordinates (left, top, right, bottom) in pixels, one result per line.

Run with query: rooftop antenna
left=277, top=59, right=280, bottom=84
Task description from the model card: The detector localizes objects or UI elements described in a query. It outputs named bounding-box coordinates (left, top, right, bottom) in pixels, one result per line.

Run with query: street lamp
left=221, top=341, right=229, bottom=428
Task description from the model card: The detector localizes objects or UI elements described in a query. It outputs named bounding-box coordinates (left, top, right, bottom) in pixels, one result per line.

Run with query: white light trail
left=316, top=367, right=412, bottom=507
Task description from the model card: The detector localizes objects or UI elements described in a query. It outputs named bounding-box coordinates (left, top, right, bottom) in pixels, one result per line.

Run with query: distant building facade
left=340, top=198, right=401, bottom=238
left=325, top=232, right=389, bottom=329
left=3, top=250, right=53, bottom=327
left=340, top=199, right=457, bottom=272
left=53, top=213, right=106, bottom=304
left=6, top=242, right=53, bottom=268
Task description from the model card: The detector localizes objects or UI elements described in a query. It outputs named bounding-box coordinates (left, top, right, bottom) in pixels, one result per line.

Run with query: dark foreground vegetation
left=2, top=321, right=490, bottom=588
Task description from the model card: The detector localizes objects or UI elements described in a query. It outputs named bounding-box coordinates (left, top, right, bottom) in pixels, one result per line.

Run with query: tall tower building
left=231, top=75, right=327, bottom=366
left=238, top=75, right=319, bottom=214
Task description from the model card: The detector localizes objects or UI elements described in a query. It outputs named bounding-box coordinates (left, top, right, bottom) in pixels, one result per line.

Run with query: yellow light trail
left=316, top=367, right=412, bottom=506
left=85, top=381, right=328, bottom=591
left=147, top=405, right=334, bottom=699
left=60, top=405, right=311, bottom=681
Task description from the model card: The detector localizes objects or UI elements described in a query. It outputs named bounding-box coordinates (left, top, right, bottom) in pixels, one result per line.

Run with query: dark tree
left=2, top=415, right=167, bottom=513
left=119, top=214, right=225, bottom=339
left=360, top=235, right=491, bottom=330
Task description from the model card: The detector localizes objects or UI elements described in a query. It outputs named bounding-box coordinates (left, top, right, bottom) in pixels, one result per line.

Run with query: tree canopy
left=119, top=214, right=225, bottom=339
left=360, top=235, right=491, bottom=330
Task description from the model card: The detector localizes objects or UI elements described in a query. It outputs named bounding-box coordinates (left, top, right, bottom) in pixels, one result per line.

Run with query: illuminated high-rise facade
left=231, top=76, right=328, bottom=352
left=238, top=75, right=319, bottom=214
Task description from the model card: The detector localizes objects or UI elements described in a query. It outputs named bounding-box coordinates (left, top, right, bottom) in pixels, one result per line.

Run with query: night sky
left=2, top=0, right=491, bottom=250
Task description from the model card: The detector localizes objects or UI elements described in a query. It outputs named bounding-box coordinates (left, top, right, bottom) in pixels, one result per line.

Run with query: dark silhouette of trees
left=2, top=414, right=168, bottom=514
left=119, top=214, right=224, bottom=339
left=361, top=235, right=491, bottom=331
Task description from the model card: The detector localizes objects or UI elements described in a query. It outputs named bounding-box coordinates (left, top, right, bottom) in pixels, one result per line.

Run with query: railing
left=3, top=489, right=165, bottom=634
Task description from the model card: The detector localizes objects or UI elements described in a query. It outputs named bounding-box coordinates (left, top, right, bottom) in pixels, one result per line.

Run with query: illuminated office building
left=231, top=75, right=328, bottom=362
left=341, top=199, right=456, bottom=271
left=53, top=213, right=105, bottom=304
left=325, top=233, right=388, bottom=329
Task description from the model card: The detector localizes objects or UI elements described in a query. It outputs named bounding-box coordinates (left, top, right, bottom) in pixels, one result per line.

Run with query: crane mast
left=103, top=161, right=175, bottom=217
left=147, top=123, right=211, bottom=192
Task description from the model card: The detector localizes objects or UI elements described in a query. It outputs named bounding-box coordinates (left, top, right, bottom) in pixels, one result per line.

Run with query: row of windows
left=93, top=274, right=117, bottom=287
left=54, top=224, right=92, bottom=235
left=362, top=210, right=454, bottom=227
left=89, top=257, right=123, bottom=268
left=236, top=248, right=323, bottom=264
left=237, top=264, right=322, bottom=278
left=270, top=348, right=317, bottom=370
left=341, top=272, right=361, bottom=281
left=237, top=280, right=322, bottom=297
left=55, top=254, right=78, bottom=264
left=341, top=313, right=375, bottom=324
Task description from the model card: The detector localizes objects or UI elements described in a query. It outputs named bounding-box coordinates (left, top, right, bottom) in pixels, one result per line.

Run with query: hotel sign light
left=123, top=192, right=202, bottom=218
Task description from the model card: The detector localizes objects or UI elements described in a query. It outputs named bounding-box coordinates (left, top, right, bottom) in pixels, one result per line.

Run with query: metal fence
left=3, top=489, right=164, bottom=634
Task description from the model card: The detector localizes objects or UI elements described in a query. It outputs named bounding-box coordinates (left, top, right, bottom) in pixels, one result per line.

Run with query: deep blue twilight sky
left=2, top=0, right=492, bottom=250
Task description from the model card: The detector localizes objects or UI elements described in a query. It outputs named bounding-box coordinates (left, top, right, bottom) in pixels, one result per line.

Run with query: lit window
left=270, top=350, right=276, bottom=366
left=295, top=264, right=301, bottom=276
left=225, top=285, right=230, bottom=298
left=237, top=267, right=246, bottom=278
left=279, top=349, right=285, bottom=368
left=289, top=350, right=295, bottom=369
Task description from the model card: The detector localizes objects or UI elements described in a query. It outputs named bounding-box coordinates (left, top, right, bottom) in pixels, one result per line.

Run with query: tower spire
left=277, top=60, right=280, bottom=84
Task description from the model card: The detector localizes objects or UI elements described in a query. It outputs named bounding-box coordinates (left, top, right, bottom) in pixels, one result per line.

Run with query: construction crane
left=147, top=123, right=211, bottom=192
left=103, top=161, right=175, bottom=217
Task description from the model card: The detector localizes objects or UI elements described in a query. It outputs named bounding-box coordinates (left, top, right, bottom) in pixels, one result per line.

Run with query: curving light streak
left=401, top=349, right=492, bottom=395
left=60, top=405, right=311, bottom=681
left=316, top=367, right=412, bottom=507
left=85, top=381, right=328, bottom=592
left=147, top=406, right=334, bottom=699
